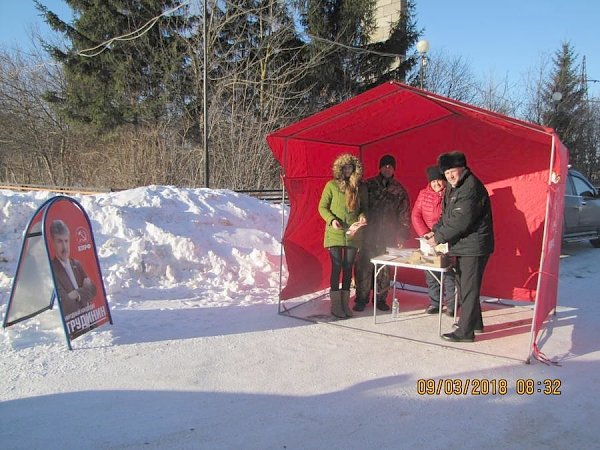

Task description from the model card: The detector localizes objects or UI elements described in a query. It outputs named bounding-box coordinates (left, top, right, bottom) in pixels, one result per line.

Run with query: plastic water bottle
left=391, top=297, right=399, bottom=318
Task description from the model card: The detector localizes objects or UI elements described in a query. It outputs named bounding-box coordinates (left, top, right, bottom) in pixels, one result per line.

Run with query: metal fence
left=235, top=189, right=288, bottom=205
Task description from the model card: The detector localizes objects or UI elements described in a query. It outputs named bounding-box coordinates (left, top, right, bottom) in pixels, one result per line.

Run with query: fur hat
left=438, top=151, right=467, bottom=172
left=332, top=153, right=363, bottom=212
left=332, top=153, right=363, bottom=182
left=379, top=154, right=396, bottom=169
left=426, top=165, right=444, bottom=182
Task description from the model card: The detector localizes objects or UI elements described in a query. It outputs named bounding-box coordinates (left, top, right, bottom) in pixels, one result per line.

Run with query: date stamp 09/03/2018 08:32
left=416, top=378, right=562, bottom=396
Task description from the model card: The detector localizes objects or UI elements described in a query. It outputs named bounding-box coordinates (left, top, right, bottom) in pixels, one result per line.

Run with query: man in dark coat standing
left=426, top=151, right=494, bottom=342
left=354, top=154, right=411, bottom=312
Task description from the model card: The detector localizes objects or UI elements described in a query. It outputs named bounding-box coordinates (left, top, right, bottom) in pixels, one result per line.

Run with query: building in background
left=371, top=0, right=405, bottom=43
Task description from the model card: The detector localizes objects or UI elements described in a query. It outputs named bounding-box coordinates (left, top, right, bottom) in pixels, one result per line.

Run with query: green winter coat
left=318, top=154, right=368, bottom=248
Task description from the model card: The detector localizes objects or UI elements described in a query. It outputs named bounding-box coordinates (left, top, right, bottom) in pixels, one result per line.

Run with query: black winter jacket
left=432, top=168, right=494, bottom=256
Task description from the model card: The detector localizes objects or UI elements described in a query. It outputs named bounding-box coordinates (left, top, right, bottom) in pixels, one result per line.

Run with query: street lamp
left=551, top=92, right=562, bottom=114
left=416, top=39, right=430, bottom=89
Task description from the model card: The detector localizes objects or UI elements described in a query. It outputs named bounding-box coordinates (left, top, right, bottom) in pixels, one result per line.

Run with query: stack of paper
left=417, top=238, right=449, bottom=255
left=386, top=247, right=414, bottom=258
left=417, top=238, right=435, bottom=255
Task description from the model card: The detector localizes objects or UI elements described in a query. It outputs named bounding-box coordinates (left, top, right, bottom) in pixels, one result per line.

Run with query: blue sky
left=417, top=0, right=599, bottom=96
left=0, top=1, right=73, bottom=48
left=2, top=0, right=598, bottom=96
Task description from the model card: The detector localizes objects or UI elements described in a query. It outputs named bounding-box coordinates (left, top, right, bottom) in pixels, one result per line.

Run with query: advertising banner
left=44, top=197, right=111, bottom=342
left=3, top=195, right=112, bottom=349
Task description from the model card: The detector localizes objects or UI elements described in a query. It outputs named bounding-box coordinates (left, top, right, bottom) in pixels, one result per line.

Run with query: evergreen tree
left=299, top=0, right=419, bottom=107
left=200, top=0, right=315, bottom=188
left=208, top=0, right=306, bottom=116
left=35, top=0, right=196, bottom=130
left=361, top=0, right=420, bottom=88
left=541, top=42, right=588, bottom=170
left=306, top=0, right=377, bottom=103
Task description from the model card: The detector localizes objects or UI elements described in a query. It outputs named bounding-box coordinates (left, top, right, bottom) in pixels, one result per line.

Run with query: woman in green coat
left=318, top=153, right=368, bottom=319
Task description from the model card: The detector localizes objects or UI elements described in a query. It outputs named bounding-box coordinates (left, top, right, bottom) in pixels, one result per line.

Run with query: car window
left=565, top=175, right=575, bottom=195
left=571, top=174, right=596, bottom=197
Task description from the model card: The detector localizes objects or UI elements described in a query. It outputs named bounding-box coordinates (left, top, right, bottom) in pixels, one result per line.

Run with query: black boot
left=353, top=297, right=367, bottom=312
left=376, top=300, right=390, bottom=311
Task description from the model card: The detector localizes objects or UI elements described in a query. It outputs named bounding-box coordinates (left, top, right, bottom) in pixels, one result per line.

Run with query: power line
left=306, top=33, right=411, bottom=60
left=74, top=0, right=415, bottom=62
left=221, top=0, right=414, bottom=61
left=78, top=1, right=190, bottom=58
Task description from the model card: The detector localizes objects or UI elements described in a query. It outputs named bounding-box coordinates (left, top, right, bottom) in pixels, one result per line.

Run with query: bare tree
left=418, top=49, right=478, bottom=103
left=0, top=48, right=67, bottom=185
left=184, top=0, right=332, bottom=189
left=473, top=73, right=519, bottom=116
left=518, top=55, right=553, bottom=125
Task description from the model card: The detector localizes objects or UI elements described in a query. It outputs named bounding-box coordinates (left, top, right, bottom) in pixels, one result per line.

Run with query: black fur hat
left=426, top=165, right=444, bottom=182
left=438, top=151, right=467, bottom=172
left=379, top=154, right=396, bottom=169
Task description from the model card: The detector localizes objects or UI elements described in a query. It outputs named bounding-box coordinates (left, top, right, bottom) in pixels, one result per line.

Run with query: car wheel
left=591, top=238, right=600, bottom=248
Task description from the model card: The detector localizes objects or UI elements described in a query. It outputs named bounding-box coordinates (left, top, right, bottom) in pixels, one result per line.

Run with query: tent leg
left=277, top=175, right=287, bottom=314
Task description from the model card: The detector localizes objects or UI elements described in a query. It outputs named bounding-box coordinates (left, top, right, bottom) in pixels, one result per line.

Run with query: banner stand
left=2, top=196, right=112, bottom=350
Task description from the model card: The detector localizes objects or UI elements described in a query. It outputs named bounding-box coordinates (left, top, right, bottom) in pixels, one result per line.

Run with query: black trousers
left=454, top=254, right=489, bottom=338
left=354, top=244, right=388, bottom=304
left=328, top=246, right=358, bottom=291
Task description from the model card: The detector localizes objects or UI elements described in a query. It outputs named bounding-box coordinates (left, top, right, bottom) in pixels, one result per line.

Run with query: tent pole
left=277, top=173, right=287, bottom=314
left=277, top=142, right=288, bottom=314
left=527, top=134, right=558, bottom=364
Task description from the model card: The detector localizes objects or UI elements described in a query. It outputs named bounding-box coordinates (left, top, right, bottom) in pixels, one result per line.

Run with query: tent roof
left=268, top=81, right=554, bottom=150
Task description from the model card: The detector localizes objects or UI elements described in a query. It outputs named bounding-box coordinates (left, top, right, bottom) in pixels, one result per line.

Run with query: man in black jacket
left=425, top=151, right=494, bottom=342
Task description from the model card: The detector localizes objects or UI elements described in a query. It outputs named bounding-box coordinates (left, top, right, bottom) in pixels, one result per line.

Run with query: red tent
left=266, top=81, right=567, bottom=362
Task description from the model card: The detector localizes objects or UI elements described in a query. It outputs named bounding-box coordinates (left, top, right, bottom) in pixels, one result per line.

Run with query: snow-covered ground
left=1, top=186, right=599, bottom=449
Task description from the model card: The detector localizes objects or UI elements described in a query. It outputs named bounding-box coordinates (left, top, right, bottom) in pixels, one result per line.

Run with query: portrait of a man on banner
left=49, top=219, right=98, bottom=317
